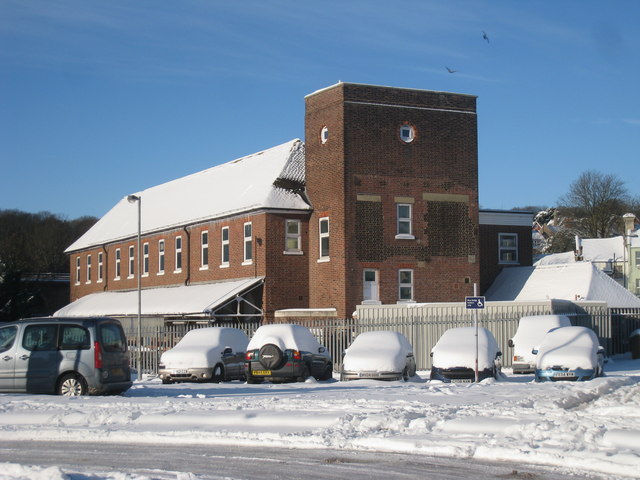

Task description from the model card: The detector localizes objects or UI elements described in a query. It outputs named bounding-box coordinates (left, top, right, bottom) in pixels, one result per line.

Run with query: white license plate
left=451, top=378, right=473, bottom=383
left=358, top=372, right=378, bottom=378
left=554, top=372, right=575, bottom=378
left=171, top=369, right=188, bottom=374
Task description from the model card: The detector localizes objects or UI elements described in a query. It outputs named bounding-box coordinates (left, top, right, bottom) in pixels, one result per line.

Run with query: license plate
left=172, top=369, right=188, bottom=374
left=111, top=368, right=124, bottom=377
left=358, top=372, right=378, bottom=378
left=252, top=370, right=271, bottom=376
left=554, top=372, right=575, bottom=378
left=451, top=378, right=472, bottom=383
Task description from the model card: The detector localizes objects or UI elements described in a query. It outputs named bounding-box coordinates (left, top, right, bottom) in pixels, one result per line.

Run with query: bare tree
left=559, top=171, right=629, bottom=238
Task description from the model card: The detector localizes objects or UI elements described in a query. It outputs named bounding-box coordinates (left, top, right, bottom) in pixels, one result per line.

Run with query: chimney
left=623, top=213, right=636, bottom=236
left=574, top=235, right=583, bottom=261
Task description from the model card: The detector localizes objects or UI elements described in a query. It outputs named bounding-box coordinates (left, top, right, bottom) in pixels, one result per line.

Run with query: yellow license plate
left=252, top=370, right=271, bottom=376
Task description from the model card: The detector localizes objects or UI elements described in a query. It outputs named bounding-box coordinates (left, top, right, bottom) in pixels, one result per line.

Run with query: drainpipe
left=183, top=226, right=191, bottom=286
left=102, top=244, right=108, bottom=291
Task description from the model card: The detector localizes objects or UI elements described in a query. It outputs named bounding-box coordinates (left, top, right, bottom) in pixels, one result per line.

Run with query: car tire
left=161, top=378, right=172, bottom=385
left=402, top=367, right=409, bottom=382
left=258, top=343, right=285, bottom=370
left=212, top=364, right=224, bottom=383
left=57, top=373, right=88, bottom=396
left=297, top=365, right=310, bottom=382
left=319, top=363, right=333, bottom=381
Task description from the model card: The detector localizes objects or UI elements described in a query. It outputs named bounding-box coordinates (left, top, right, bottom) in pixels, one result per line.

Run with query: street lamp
left=127, top=194, right=142, bottom=380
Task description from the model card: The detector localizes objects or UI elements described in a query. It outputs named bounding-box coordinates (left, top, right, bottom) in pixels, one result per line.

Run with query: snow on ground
left=1, top=355, right=639, bottom=479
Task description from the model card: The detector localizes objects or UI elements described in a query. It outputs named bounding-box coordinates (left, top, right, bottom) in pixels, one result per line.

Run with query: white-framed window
left=75, top=257, right=81, bottom=285
left=398, top=269, right=414, bottom=301
left=86, top=254, right=92, bottom=284
left=243, top=222, right=253, bottom=265
left=174, top=236, right=182, bottom=273
left=636, top=278, right=640, bottom=295
left=97, top=252, right=103, bottom=283
left=221, top=227, right=229, bottom=267
left=285, top=219, right=302, bottom=254
left=158, top=240, right=165, bottom=274
left=128, top=245, right=135, bottom=278
left=499, top=233, right=519, bottom=264
left=635, top=250, right=640, bottom=267
left=399, top=123, right=415, bottom=143
left=200, top=231, right=209, bottom=269
left=363, top=269, right=380, bottom=303
left=142, top=242, right=149, bottom=276
left=320, top=126, right=329, bottom=144
left=319, top=217, right=330, bottom=261
left=115, top=248, right=121, bottom=280
left=396, top=204, right=414, bottom=239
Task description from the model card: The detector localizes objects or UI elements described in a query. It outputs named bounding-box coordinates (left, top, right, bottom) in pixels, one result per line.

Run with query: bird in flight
left=445, top=67, right=457, bottom=73
left=482, top=31, right=490, bottom=43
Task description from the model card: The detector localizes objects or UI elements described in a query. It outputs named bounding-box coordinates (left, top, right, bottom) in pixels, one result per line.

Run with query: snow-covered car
left=533, top=326, right=605, bottom=382
left=508, top=314, right=572, bottom=374
left=244, top=324, right=333, bottom=383
left=430, top=327, right=502, bottom=383
left=158, top=327, right=249, bottom=384
left=340, top=331, right=416, bottom=381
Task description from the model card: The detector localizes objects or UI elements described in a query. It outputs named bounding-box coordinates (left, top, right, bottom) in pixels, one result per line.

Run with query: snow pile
left=1, top=356, right=639, bottom=478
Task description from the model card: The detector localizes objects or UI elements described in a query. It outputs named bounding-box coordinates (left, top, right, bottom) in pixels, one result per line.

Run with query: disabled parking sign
left=465, top=296, right=485, bottom=309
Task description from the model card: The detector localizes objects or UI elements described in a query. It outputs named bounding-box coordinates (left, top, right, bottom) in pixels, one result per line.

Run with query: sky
left=1, top=0, right=639, bottom=220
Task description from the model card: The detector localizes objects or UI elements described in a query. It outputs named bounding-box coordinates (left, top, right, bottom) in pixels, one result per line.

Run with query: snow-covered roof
left=485, top=263, right=640, bottom=308
left=53, top=277, right=263, bottom=317
left=536, top=233, right=640, bottom=266
left=66, top=139, right=309, bottom=252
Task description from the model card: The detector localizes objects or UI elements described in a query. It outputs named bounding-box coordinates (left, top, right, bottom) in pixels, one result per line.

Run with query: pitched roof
left=66, top=139, right=309, bottom=252
left=485, top=262, right=640, bottom=308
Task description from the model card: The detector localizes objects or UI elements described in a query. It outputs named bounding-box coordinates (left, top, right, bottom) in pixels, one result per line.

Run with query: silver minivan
left=0, top=317, right=132, bottom=396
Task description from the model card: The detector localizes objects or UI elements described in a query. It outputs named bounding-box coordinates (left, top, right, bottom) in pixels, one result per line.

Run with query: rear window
left=100, top=323, right=127, bottom=353
left=59, top=325, right=90, bottom=350
left=0, top=326, right=17, bottom=353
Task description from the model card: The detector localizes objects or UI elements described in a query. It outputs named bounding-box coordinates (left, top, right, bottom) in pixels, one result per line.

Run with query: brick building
left=59, top=82, right=530, bottom=325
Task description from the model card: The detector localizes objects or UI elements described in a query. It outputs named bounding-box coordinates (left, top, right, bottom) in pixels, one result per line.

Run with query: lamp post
left=127, top=194, right=142, bottom=380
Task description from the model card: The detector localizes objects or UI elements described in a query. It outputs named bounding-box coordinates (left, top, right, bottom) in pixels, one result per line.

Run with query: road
left=0, top=440, right=603, bottom=479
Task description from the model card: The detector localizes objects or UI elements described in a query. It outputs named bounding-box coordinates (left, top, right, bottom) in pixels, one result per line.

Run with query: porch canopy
left=54, top=277, right=264, bottom=319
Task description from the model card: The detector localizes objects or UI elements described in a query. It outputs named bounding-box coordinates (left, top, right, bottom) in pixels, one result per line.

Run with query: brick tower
left=305, top=82, right=480, bottom=317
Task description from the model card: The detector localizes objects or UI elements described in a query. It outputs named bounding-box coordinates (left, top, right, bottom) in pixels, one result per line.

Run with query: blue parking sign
left=465, top=296, right=485, bottom=309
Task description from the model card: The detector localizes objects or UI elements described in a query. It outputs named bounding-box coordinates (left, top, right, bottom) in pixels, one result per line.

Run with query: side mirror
left=319, top=346, right=326, bottom=354
left=508, top=339, right=514, bottom=348
left=222, top=346, right=232, bottom=355
left=532, top=349, right=538, bottom=355
left=496, top=351, right=502, bottom=359
left=430, top=352, right=434, bottom=358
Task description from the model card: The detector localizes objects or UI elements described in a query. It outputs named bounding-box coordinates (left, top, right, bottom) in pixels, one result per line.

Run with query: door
left=0, top=326, right=19, bottom=390
left=14, top=324, right=61, bottom=393
left=363, top=269, right=379, bottom=303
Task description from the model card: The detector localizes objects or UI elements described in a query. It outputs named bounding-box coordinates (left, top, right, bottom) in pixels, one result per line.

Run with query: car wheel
left=212, top=364, right=224, bottom=383
left=57, top=373, right=88, bottom=396
left=402, top=367, right=409, bottom=382
left=297, top=365, right=310, bottom=382
left=319, top=363, right=333, bottom=381
left=259, top=343, right=285, bottom=370
left=161, top=378, right=172, bottom=385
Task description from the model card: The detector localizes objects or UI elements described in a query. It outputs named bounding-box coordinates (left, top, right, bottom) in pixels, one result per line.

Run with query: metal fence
left=123, top=302, right=640, bottom=376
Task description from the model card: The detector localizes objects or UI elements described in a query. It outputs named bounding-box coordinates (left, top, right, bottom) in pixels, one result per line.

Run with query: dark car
left=0, top=316, right=132, bottom=396
left=244, top=324, right=333, bottom=383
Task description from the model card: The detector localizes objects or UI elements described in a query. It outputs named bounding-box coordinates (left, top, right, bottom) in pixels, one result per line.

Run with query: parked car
left=244, top=324, right=332, bottom=383
left=508, top=314, right=572, bottom=374
left=341, top=331, right=416, bottom=381
left=0, top=316, right=131, bottom=396
left=430, top=327, right=502, bottom=383
left=158, top=327, right=248, bottom=384
left=533, top=326, right=605, bottom=382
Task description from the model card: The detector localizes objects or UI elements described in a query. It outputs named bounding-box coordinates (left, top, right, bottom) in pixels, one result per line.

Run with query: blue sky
left=1, top=0, right=639, bottom=219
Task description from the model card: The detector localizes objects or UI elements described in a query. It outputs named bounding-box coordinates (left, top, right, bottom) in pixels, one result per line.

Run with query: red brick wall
left=305, top=83, right=480, bottom=316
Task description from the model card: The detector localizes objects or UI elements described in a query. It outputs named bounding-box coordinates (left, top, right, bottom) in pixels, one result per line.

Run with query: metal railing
left=123, top=306, right=640, bottom=376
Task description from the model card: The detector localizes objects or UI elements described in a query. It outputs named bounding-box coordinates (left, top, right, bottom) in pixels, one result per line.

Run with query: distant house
left=58, top=82, right=531, bottom=327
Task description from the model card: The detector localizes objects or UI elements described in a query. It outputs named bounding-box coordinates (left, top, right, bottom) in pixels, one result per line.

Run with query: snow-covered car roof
left=247, top=324, right=326, bottom=355
left=511, top=315, right=572, bottom=358
left=535, top=326, right=601, bottom=370
left=431, top=327, right=500, bottom=370
left=343, top=331, right=413, bottom=373
left=160, top=327, right=249, bottom=368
